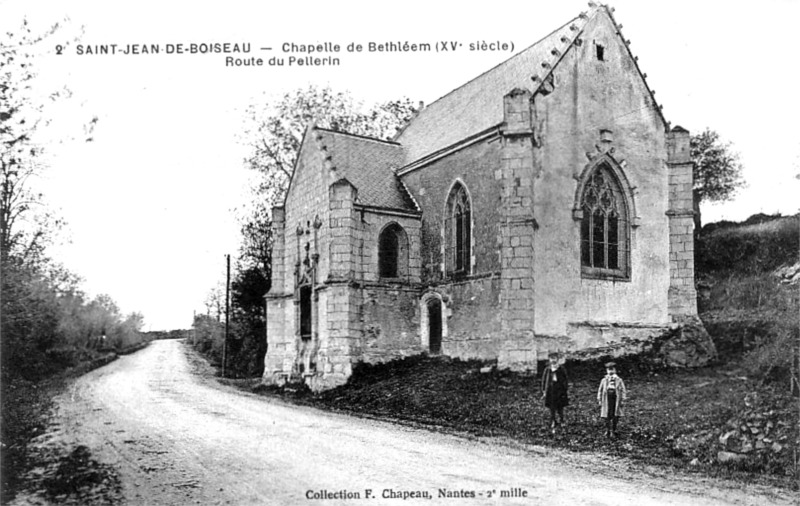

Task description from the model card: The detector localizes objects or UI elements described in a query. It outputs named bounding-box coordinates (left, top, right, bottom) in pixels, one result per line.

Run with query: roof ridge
left=599, top=3, right=669, bottom=129
left=398, top=177, right=421, bottom=213
left=416, top=12, right=585, bottom=113
left=281, top=122, right=316, bottom=208
left=314, top=126, right=402, bottom=146
left=527, top=7, right=601, bottom=96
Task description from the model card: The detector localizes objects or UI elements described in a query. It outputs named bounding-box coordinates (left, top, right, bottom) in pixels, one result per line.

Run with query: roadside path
left=13, top=340, right=793, bottom=505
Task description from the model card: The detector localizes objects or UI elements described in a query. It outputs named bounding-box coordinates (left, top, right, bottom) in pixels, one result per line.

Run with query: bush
left=742, top=315, right=799, bottom=386
left=698, top=214, right=798, bottom=275
left=192, top=315, right=224, bottom=366
left=43, top=346, right=90, bottom=369
left=698, top=214, right=799, bottom=390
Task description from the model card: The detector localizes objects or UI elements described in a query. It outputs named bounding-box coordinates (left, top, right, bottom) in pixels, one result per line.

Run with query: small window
left=299, top=285, right=312, bottom=340
left=378, top=223, right=408, bottom=279
left=596, top=44, right=605, bottom=61
left=580, top=164, right=629, bottom=279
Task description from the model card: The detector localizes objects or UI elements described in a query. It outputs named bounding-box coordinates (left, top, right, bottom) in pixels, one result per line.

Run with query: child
left=541, top=352, right=569, bottom=433
left=597, top=361, right=627, bottom=438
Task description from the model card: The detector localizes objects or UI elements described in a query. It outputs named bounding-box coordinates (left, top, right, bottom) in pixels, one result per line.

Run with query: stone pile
left=774, top=262, right=800, bottom=285
left=715, top=402, right=791, bottom=464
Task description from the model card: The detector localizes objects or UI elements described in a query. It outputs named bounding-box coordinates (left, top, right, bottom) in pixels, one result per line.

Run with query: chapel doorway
left=299, top=285, right=312, bottom=341
left=427, top=298, right=442, bottom=354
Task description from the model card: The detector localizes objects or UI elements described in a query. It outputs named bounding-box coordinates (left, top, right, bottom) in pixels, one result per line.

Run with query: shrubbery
left=190, top=272, right=269, bottom=377
left=1, top=258, right=149, bottom=382
left=697, top=213, right=799, bottom=389
left=697, top=213, right=798, bottom=275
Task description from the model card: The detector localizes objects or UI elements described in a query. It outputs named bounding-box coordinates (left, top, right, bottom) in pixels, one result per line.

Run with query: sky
left=2, top=0, right=798, bottom=331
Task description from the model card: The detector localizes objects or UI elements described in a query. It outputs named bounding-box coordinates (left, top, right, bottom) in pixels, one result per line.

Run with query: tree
left=1, top=20, right=72, bottom=379
left=690, top=128, right=745, bottom=232
left=238, top=86, right=417, bottom=272
left=227, top=264, right=270, bottom=376
left=1, top=20, right=97, bottom=265
left=241, top=85, right=418, bottom=209
left=2, top=21, right=53, bottom=264
left=0, top=21, right=131, bottom=382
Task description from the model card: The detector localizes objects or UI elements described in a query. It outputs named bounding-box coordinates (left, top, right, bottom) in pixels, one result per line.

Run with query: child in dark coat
left=541, top=352, right=569, bottom=433
left=597, top=361, right=627, bottom=438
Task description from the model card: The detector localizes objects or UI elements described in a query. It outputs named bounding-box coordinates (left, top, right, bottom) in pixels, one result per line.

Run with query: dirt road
left=12, top=340, right=793, bottom=505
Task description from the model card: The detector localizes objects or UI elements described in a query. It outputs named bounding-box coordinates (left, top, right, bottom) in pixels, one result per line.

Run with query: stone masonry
left=666, top=126, right=699, bottom=322
left=262, top=5, right=714, bottom=391
left=497, top=88, right=537, bottom=371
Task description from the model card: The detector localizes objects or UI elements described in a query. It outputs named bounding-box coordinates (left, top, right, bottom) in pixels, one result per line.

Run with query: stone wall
left=666, top=126, right=699, bottom=321
left=400, top=140, right=503, bottom=282
left=399, top=134, right=524, bottom=365
left=360, top=284, right=423, bottom=362
left=357, top=210, right=422, bottom=284
left=497, top=89, right=537, bottom=371
left=264, top=128, right=335, bottom=385
left=435, top=276, right=503, bottom=360
left=530, top=12, right=672, bottom=343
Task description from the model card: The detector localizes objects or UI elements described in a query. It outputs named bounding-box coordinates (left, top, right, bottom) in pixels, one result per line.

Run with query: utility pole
left=223, top=254, right=230, bottom=378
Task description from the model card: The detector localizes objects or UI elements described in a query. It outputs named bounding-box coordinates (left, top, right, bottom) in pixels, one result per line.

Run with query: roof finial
left=588, top=1, right=597, bottom=7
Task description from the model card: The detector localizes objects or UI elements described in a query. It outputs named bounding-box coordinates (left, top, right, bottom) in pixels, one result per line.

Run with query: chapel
left=263, top=4, right=712, bottom=391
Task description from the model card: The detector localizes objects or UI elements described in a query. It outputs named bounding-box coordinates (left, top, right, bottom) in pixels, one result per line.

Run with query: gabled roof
left=314, top=128, right=418, bottom=213
left=395, top=5, right=665, bottom=163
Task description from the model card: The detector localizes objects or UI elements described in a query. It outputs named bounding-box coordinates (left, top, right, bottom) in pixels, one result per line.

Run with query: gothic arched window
left=445, top=182, right=471, bottom=277
left=580, top=164, right=630, bottom=279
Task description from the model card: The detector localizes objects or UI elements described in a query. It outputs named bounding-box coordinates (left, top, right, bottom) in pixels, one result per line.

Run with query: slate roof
left=314, top=128, right=418, bottom=213
left=395, top=10, right=589, bottom=163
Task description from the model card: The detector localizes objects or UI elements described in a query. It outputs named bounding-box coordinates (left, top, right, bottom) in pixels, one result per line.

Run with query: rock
left=771, top=443, right=783, bottom=453
left=717, top=451, right=746, bottom=464
left=690, top=458, right=700, bottom=466
left=480, top=366, right=493, bottom=374
left=718, top=430, right=737, bottom=447
left=661, top=319, right=717, bottom=367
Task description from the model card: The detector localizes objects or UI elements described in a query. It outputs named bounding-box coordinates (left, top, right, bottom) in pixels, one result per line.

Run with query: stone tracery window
left=580, top=164, right=630, bottom=279
left=444, top=182, right=471, bottom=277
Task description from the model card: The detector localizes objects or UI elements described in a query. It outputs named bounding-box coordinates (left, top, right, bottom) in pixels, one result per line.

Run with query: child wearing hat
left=597, top=361, right=627, bottom=438
left=541, top=352, right=569, bottom=433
